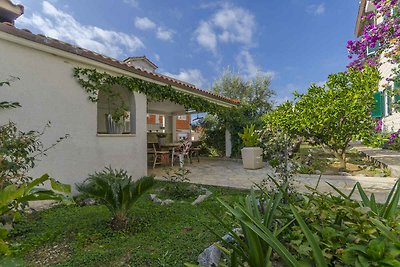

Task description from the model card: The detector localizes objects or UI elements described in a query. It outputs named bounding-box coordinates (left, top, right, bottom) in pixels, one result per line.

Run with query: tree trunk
left=111, top=214, right=129, bottom=230
left=332, top=151, right=346, bottom=170
left=321, top=144, right=347, bottom=170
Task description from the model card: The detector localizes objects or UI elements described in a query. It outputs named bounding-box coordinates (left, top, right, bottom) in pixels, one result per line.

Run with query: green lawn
left=4, top=182, right=247, bottom=267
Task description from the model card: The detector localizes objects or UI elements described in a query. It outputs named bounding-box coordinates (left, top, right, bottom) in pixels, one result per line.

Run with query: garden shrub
left=76, top=167, right=154, bottom=230
left=161, top=168, right=200, bottom=200
left=214, top=180, right=400, bottom=266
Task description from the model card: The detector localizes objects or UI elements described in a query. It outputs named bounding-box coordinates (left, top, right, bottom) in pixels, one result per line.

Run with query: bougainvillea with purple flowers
left=374, top=118, right=383, bottom=131
left=384, top=129, right=400, bottom=150
left=347, top=0, right=400, bottom=76
left=388, top=130, right=399, bottom=144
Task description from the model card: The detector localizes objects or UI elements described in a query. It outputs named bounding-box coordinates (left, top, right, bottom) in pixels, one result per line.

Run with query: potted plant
left=238, top=124, right=263, bottom=169
left=157, top=133, right=167, bottom=146
left=106, top=109, right=128, bottom=134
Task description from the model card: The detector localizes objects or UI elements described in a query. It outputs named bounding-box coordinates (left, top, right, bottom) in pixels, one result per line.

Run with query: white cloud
left=213, top=5, right=255, bottom=45
left=236, top=50, right=276, bottom=80
left=17, top=1, right=144, bottom=59
left=306, top=3, right=325, bottom=15
left=134, top=17, right=156, bottom=30
left=163, top=69, right=206, bottom=88
left=156, top=27, right=173, bottom=41
left=154, top=54, right=160, bottom=61
left=134, top=17, right=174, bottom=41
left=195, top=21, right=217, bottom=53
left=123, top=0, right=138, bottom=8
left=195, top=4, right=255, bottom=52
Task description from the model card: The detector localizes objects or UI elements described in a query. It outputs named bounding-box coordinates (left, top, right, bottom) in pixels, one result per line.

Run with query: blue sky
left=15, top=0, right=359, bottom=103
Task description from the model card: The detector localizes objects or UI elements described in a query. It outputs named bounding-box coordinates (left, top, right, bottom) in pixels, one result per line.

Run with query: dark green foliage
left=215, top=181, right=400, bottom=266
left=199, top=70, right=274, bottom=158
left=161, top=168, right=199, bottom=200
left=76, top=167, right=155, bottom=230
left=198, top=114, right=226, bottom=157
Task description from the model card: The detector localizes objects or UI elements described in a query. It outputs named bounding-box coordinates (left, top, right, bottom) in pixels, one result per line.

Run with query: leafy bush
left=161, top=168, right=199, bottom=200
left=238, top=124, right=260, bottom=147
left=363, top=129, right=400, bottom=152
left=76, top=167, right=154, bottom=230
left=362, top=132, right=389, bottom=148
left=211, top=180, right=400, bottom=266
left=385, top=130, right=400, bottom=151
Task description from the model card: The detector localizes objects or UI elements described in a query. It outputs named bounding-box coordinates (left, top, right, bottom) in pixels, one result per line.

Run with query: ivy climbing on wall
left=73, top=67, right=234, bottom=118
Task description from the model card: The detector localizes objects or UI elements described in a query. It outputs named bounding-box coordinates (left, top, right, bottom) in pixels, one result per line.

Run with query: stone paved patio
left=148, top=157, right=398, bottom=203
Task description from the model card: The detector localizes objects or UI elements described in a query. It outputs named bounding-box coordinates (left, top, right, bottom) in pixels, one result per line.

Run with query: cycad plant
left=76, top=167, right=154, bottom=230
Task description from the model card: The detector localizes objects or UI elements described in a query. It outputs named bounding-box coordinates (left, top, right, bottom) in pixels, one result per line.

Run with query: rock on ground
left=198, top=244, right=221, bottom=267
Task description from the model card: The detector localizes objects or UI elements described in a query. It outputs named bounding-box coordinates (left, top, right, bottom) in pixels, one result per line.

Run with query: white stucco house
left=0, top=0, right=238, bottom=189
left=355, top=0, right=400, bottom=132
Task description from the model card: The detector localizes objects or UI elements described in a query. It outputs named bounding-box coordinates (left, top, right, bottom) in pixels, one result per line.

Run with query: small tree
left=265, top=66, right=380, bottom=169
left=199, top=69, right=275, bottom=157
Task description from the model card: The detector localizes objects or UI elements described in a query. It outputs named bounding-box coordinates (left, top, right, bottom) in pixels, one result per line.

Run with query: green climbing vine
left=73, top=68, right=233, bottom=118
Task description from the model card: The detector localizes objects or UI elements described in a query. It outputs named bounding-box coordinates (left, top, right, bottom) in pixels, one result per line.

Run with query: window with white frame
left=177, top=115, right=187, bottom=120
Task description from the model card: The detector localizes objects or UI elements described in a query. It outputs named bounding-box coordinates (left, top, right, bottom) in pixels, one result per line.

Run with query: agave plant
left=327, top=179, right=400, bottom=220
left=76, top=167, right=154, bottom=230
left=211, top=181, right=327, bottom=267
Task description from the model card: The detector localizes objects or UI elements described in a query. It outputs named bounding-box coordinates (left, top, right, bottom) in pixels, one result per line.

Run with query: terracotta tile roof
left=0, top=22, right=240, bottom=106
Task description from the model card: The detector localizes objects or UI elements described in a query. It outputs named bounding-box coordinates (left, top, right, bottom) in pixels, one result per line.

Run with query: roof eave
left=0, top=23, right=239, bottom=108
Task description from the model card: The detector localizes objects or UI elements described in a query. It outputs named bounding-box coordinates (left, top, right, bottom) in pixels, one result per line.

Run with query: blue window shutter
left=372, top=91, right=383, bottom=118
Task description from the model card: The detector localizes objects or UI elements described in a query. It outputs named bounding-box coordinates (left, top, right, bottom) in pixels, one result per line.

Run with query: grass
left=4, top=182, right=247, bottom=267
left=295, top=144, right=391, bottom=176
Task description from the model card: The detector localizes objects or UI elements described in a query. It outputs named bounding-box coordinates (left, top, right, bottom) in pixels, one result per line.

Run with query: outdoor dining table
left=160, top=143, right=182, bottom=166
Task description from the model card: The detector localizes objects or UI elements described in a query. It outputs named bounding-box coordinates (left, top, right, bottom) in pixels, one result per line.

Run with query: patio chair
left=171, top=141, right=192, bottom=167
left=147, top=143, right=170, bottom=169
left=189, top=141, right=202, bottom=163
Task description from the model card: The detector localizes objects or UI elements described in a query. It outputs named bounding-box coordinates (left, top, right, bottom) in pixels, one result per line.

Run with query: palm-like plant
left=76, top=167, right=154, bottom=230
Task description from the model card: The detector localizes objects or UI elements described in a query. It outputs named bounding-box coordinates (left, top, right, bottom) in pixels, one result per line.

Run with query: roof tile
left=0, top=22, right=240, bottom=105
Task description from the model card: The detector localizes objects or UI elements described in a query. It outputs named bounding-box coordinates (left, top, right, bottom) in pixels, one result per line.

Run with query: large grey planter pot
left=241, top=147, right=263, bottom=169
left=158, top=137, right=166, bottom=146
left=106, top=114, right=123, bottom=134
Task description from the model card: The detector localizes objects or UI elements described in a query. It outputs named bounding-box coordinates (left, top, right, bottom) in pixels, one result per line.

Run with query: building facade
left=355, top=0, right=400, bottom=132
left=0, top=0, right=238, bottom=190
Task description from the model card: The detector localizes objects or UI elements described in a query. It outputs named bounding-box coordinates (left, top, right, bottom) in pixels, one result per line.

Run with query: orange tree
left=264, top=66, right=380, bottom=169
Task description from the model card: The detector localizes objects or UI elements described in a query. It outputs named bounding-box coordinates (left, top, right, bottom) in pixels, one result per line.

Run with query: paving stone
left=149, top=158, right=398, bottom=203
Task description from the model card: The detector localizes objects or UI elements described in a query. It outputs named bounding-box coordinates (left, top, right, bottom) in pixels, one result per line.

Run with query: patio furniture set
left=147, top=141, right=201, bottom=169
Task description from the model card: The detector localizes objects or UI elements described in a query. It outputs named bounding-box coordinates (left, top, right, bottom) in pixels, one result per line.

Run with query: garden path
left=148, top=157, right=398, bottom=203
left=352, top=143, right=400, bottom=177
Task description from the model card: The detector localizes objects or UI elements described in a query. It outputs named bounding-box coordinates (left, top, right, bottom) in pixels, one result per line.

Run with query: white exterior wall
left=0, top=38, right=147, bottom=192
left=378, top=54, right=400, bottom=132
